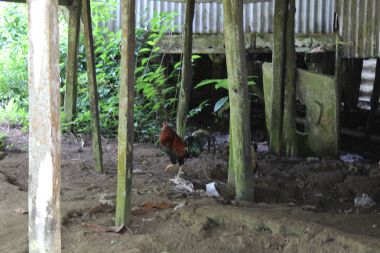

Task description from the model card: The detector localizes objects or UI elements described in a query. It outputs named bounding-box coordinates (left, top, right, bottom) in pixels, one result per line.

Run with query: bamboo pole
left=81, top=0, right=104, bottom=173
left=282, top=0, right=298, bottom=156
left=28, top=0, right=61, bottom=251
left=115, top=0, right=135, bottom=226
left=64, top=0, right=81, bottom=128
left=223, top=0, right=254, bottom=201
left=365, top=59, right=380, bottom=141
left=176, top=0, right=195, bottom=137
left=270, top=0, right=288, bottom=155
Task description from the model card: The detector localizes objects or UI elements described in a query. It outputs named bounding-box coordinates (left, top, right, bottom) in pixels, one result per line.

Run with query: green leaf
left=214, top=96, right=229, bottom=113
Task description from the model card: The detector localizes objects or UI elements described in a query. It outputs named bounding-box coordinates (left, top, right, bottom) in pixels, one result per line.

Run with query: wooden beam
left=3, top=0, right=73, bottom=5
left=270, top=0, right=288, bottom=155
left=223, top=0, right=254, bottom=201
left=81, top=0, right=104, bottom=173
left=28, top=0, right=61, bottom=252
left=157, top=33, right=336, bottom=54
left=334, top=34, right=343, bottom=157
left=282, top=0, right=298, bottom=156
left=64, top=0, right=81, bottom=128
left=176, top=0, right=195, bottom=137
left=115, top=0, right=136, bottom=226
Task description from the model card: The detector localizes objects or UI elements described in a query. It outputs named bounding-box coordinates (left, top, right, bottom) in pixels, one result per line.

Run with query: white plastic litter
left=354, top=193, right=376, bottom=209
left=257, top=142, right=269, bottom=153
left=206, top=182, right=220, bottom=197
left=340, top=153, right=363, bottom=163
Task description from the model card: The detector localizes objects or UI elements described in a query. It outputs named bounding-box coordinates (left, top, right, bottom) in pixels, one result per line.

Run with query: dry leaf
left=132, top=201, right=175, bottom=215
left=83, top=223, right=126, bottom=234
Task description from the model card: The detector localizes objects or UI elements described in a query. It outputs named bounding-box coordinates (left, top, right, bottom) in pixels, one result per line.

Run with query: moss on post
left=282, top=0, right=298, bottom=156
left=63, top=0, right=81, bottom=128
left=115, top=0, right=135, bottom=226
left=176, top=0, right=195, bottom=137
left=223, top=0, right=254, bottom=201
left=81, top=0, right=104, bottom=173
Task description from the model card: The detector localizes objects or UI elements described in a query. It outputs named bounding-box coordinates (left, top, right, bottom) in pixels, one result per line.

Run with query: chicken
left=159, top=122, right=216, bottom=177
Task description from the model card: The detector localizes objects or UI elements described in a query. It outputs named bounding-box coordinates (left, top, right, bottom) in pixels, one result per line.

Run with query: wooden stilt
left=223, top=0, right=254, bottom=201
left=28, top=0, right=61, bottom=251
left=64, top=0, right=81, bottom=128
left=176, top=0, right=195, bottom=137
left=115, top=0, right=136, bottom=226
left=81, top=0, right=104, bottom=173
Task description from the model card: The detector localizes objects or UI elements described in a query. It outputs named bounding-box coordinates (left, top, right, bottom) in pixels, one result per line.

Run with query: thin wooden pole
left=64, top=0, right=81, bottom=128
left=81, top=0, right=104, bottom=173
left=115, top=0, right=135, bottom=226
left=282, top=0, right=298, bottom=156
left=335, top=34, right=343, bottom=156
left=176, top=0, right=195, bottom=137
left=28, top=0, right=61, bottom=251
left=270, top=0, right=288, bottom=155
left=223, top=0, right=254, bottom=201
left=365, top=59, right=380, bottom=141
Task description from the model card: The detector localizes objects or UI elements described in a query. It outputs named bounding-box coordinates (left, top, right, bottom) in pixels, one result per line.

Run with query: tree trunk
left=64, top=0, right=81, bottom=128
left=282, top=0, right=298, bottom=156
left=365, top=59, right=380, bottom=141
left=116, top=0, right=135, bottom=226
left=223, top=0, right=254, bottom=201
left=81, top=0, right=104, bottom=173
left=176, top=0, right=195, bottom=137
left=270, top=0, right=288, bottom=155
left=28, top=0, right=61, bottom=251
left=227, top=120, right=235, bottom=195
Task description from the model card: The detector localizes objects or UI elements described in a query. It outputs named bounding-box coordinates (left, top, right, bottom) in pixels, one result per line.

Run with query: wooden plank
left=28, top=0, right=61, bottom=252
left=223, top=0, right=254, bottom=201
left=270, top=0, right=288, bottom=155
left=176, top=0, right=195, bottom=137
left=81, top=0, right=104, bottom=173
left=157, top=33, right=336, bottom=54
left=63, top=0, right=81, bottom=128
left=3, top=0, right=73, bottom=5
left=115, top=0, right=136, bottom=226
left=282, top=0, right=297, bottom=156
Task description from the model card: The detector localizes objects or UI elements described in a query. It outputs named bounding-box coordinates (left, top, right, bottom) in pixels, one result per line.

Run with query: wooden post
left=28, top=0, right=61, bottom=252
left=365, top=59, right=380, bottom=141
left=335, top=34, right=343, bottom=156
left=115, top=0, right=135, bottom=226
left=227, top=121, right=234, bottom=194
left=223, top=0, right=254, bottom=201
left=270, top=0, right=288, bottom=155
left=81, top=0, right=104, bottom=173
left=176, top=0, right=195, bottom=137
left=282, top=0, right=298, bottom=156
left=64, top=0, right=81, bottom=127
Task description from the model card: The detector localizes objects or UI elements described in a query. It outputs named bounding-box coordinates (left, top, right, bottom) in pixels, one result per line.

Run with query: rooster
left=159, top=122, right=216, bottom=177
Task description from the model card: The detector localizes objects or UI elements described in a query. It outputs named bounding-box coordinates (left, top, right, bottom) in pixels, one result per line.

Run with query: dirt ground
left=0, top=127, right=380, bottom=253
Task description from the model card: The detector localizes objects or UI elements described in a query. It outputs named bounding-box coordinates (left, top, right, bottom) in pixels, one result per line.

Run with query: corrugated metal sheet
left=336, top=0, right=380, bottom=58
left=358, top=59, right=378, bottom=110
left=130, top=0, right=335, bottom=34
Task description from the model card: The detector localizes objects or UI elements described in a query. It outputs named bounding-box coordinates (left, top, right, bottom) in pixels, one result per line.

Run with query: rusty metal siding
left=131, top=0, right=335, bottom=34
left=358, top=59, right=378, bottom=110
left=336, top=0, right=380, bottom=58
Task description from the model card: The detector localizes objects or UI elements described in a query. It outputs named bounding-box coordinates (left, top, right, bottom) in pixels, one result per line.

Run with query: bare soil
left=0, top=127, right=380, bottom=253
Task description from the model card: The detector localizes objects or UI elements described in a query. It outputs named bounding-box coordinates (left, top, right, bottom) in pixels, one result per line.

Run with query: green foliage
left=0, top=98, right=28, bottom=129
left=0, top=131, right=5, bottom=150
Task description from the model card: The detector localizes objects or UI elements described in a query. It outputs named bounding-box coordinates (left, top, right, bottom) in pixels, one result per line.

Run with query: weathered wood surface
left=365, top=59, right=380, bottom=141
left=334, top=34, right=342, bottom=157
left=4, top=0, right=73, bottom=5
left=28, top=0, right=61, bottom=252
left=64, top=0, right=81, bottom=127
left=282, top=0, right=298, bottom=156
left=116, top=0, right=136, bottom=226
left=81, top=0, right=104, bottom=173
left=158, top=33, right=336, bottom=54
left=270, top=0, right=287, bottom=155
left=223, top=0, right=254, bottom=201
left=176, top=0, right=195, bottom=137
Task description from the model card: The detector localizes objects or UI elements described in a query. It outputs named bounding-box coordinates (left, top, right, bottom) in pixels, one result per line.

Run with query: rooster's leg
left=165, top=164, right=177, bottom=172
left=177, top=165, right=184, bottom=177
